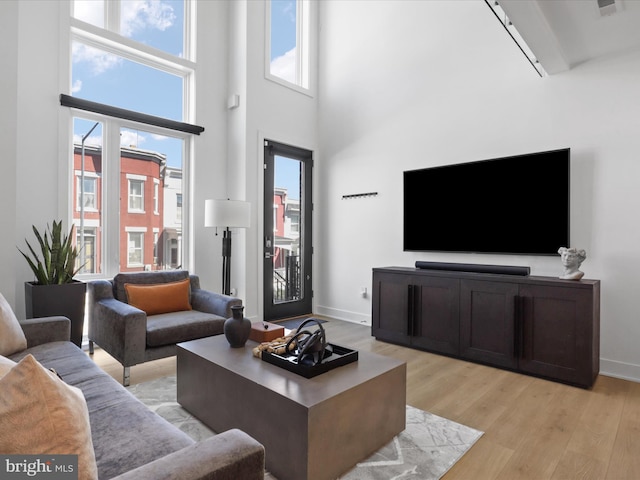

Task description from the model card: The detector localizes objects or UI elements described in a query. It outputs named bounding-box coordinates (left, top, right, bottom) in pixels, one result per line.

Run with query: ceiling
left=499, top=0, right=640, bottom=74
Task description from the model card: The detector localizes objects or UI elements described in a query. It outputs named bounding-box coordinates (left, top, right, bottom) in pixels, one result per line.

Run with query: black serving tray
left=261, top=343, right=358, bottom=378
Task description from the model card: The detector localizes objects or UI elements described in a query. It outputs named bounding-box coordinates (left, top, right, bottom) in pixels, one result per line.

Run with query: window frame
left=70, top=0, right=195, bottom=63
left=176, top=192, right=182, bottom=222
left=127, top=175, right=146, bottom=213
left=289, top=211, right=300, bottom=234
left=264, top=0, right=314, bottom=97
left=76, top=226, right=97, bottom=274
left=66, top=112, right=192, bottom=278
left=62, top=1, right=196, bottom=279
left=68, top=28, right=195, bottom=123
left=76, top=172, right=98, bottom=211
left=126, top=228, right=145, bottom=268
left=153, top=228, right=160, bottom=264
left=153, top=179, right=160, bottom=215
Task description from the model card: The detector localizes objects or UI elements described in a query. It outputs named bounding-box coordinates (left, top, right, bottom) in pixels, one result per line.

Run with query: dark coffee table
left=177, top=334, right=406, bottom=480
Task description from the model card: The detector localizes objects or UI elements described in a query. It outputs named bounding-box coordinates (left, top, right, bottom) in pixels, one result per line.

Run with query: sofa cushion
left=9, top=341, right=195, bottom=480
left=146, top=310, right=226, bottom=347
left=0, top=293, right=27, bottom=356
left=0, top=354, right=16, bottom=377
left=113, top=270, right=190, bottom=303
left=125, top=278, right=192, bottom=316
left=0, top=354, right=98, bottom=480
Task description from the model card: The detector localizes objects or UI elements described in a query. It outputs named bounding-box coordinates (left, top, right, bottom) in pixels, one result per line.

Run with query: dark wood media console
left=372, top=266, right=600, bottom=388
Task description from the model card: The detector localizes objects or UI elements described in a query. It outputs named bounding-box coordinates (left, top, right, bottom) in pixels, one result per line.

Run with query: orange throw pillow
left=124, top=278, right=192, bottom=316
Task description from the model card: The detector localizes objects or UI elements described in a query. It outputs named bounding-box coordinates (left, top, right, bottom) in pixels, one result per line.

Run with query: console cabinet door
left=372, top=271, right=411, bottom=345
left=410, top=276, right=460, bottom=356
left=372, top=268, right=599, bottom=388
left=519, top=285, right=594, bottom=387
left=459, top=280, right=519, bottom=369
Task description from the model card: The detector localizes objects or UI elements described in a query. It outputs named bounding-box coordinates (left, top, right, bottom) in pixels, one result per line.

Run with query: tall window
left=153, top=230, right=159, bottom=263
left=76, top=227, right=97, bottom=274
left=73, top=120, right=103, bottom=274
left=176, top=193, right=182, bottom=221
left=267, top=0, right=310, bottom=91
left=72, top=0, right=186, bottom=58
left=127, top=231, right=144, bottom=267
left=69, top=0, right=194, bottom=275
left=76, top=175, right=97, bottom=210
left=128, top=177, right=145, bottom=212
left=154, top=180, right=160, bottom=214
left=289, top=211, right=300, bottom=233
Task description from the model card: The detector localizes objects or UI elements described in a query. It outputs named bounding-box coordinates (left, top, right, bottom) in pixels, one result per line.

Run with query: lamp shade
left=204, top=199, right=251, bottom=228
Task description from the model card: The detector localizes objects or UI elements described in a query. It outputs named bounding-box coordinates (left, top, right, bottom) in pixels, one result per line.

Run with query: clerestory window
left=72, top=0, right=186, bottom=57
left=266, top=0, right=311, bottom=93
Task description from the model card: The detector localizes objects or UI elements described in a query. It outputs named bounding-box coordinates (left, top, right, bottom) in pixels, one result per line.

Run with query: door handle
left=264, top=237, right=274, bottom=259
left=513, top=296, right=519, bottom=358
left=408, top=285, right=415, bottom=336
left=514, top=296, right=524, bottom=359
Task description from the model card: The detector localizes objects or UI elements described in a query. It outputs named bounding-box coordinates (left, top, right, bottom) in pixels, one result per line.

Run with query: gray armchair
left=88, top=270, right=241, bottom=386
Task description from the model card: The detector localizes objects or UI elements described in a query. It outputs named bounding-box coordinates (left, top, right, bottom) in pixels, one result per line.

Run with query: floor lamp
left=204, top=199, right=251, bottom=295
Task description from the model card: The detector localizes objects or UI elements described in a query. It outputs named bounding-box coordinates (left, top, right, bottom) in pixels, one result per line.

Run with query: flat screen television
left=403, top=148, right=570, bottom=255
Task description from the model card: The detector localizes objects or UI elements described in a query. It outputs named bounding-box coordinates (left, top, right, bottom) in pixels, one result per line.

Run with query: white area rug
left=129, top=375, right=483, bottom=480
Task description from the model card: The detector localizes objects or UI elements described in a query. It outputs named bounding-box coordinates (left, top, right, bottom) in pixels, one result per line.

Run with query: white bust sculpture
left=558, top=247, right=587, bottom=280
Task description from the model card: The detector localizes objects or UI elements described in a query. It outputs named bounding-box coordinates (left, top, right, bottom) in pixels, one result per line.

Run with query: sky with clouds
left=73, top=0, right=298, bottom=178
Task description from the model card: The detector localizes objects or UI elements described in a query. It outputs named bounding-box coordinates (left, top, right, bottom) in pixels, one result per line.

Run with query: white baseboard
left=599, top=358, right=640, bottom=383
left=315, top=305, right=371, bottom=326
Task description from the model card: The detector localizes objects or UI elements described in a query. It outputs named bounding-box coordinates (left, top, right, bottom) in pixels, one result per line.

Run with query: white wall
left=228, top=0, right=318, bottom=320
left=191, top=0, right=231, bottom=293
left=317, top=0, right=640, bottom=381
left=0, top=1, right=19, bottom=307
left=12, top=0, right=63, bottom=317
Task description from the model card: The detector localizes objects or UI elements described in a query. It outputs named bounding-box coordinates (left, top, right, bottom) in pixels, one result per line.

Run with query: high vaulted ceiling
left=499, top=0, right=640, bottom=74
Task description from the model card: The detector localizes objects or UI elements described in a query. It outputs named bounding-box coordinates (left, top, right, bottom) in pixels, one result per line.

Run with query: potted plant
left=19, top=220, right=87, bottom=347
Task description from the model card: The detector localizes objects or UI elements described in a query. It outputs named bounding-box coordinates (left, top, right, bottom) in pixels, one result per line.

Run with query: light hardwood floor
left=89, top=319, right=640, bottom=480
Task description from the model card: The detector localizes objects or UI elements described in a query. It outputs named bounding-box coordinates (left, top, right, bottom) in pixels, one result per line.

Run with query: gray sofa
left=9, top=316, right=265, bottom=480
left=88, top=270, right=241, bottom=385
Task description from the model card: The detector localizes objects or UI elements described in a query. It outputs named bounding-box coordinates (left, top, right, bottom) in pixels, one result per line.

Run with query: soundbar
left=415, top=261, right=530, bottom=276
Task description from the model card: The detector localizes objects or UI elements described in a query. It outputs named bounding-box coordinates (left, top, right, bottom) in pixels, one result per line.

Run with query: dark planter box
left=25, top=281, right=87, bottom=347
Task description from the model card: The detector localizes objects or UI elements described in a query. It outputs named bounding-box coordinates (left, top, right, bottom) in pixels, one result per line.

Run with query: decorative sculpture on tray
left=558, top=247, right=587, bottom=280
left=285, top=318, right=332, bottom=366
left=252, top=318, right=333, bottom=365
left=253, top=318, right=358, bottom=378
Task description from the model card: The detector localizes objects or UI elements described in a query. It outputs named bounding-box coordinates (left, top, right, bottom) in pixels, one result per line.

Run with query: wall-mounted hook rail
left=341, top=192, right=378, bottom=200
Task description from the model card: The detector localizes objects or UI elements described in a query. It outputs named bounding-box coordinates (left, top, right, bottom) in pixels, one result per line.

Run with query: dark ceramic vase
left=224, top=305, right=251, bottom=348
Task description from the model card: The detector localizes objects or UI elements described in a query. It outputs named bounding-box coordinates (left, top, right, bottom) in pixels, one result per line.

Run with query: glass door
left=263, top=140, right=313, bottom=320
